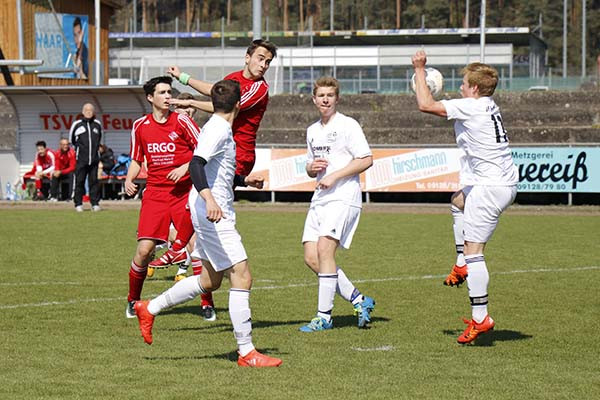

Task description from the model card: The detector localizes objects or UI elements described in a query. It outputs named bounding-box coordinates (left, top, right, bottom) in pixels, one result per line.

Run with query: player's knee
left=304, top=255, right=319, bottom=273
left=136, top=245, right=155, bottom=264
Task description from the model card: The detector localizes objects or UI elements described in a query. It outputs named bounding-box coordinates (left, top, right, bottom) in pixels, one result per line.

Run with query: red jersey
left=53, top=148, right=76, bottom=174
left=130, top=112, right=200, bottom=191
left=34, top=151, right=55, bottom=173
left=24, top=151, right=55, bottom=179
left=224, top=70, right=269, bottom=174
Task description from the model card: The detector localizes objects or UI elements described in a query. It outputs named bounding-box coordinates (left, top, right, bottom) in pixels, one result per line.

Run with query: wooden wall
left=0, top=0, right=119, bottom=86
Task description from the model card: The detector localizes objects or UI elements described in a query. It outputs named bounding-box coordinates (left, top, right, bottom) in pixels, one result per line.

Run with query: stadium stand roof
left=109, top=27, right=546, bottom=50
left=0, top=86, right=149, bottom=163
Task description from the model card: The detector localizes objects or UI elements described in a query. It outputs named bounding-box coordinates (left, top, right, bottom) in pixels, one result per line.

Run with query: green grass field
left=1, top=205, right=599, bottom=399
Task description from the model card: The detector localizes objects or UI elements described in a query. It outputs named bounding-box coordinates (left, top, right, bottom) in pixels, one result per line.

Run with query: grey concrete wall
left=0, top=94, right=17, bottom=150
left=257, top=91, right=600, bottom=146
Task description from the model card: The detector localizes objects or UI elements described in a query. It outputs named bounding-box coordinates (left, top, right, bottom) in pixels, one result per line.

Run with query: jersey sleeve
left=63, top=150, right=77, bottom=174
left=41, top=152, right=56, bottom=174
left=177, top=114, right=201, bottom=149
left=440, top=98, right=475, bottom=121
left=193, top=126, right=227, bottom=163
left=130, top=117, right=146, bottom=162
left=239, top=80, right=268, bottom=111
left=346, top=118, right=372, bottom=159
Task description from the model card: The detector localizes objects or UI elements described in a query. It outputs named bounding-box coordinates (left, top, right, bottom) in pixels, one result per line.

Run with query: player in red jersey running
left=124, top=76, right=201, bottom=319
left=167, top=39, right=277, bottom=176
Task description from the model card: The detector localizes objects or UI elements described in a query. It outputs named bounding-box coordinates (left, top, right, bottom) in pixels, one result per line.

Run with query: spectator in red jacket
left=50, top=138, right=76, bottom=201
left=23, top=140, right=55, bottom=200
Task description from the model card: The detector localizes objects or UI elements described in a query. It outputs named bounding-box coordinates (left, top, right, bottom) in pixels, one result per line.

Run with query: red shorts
left=137, top=188, right=192, bottom=243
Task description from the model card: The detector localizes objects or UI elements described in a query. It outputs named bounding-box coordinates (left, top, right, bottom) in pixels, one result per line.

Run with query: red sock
left=201, top=291, right=214, bottom=307
left=35, top=179, right=42, bottom=189
left=128, top=260, right=147, bottom=302
left=192, top=259, right=203, bottom=276
left=172, top=218, right=195, bottom=252
left=191, top=259, right=213, bottom=307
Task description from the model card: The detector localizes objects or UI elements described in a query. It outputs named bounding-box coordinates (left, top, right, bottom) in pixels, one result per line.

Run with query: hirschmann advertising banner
left=243, top=147, right=599, bottom=193
left=35, top=13, right=89, bottom=79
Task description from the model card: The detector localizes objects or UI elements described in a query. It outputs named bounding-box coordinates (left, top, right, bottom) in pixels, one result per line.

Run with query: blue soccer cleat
left=353, top=296, right=375, bottom=328
left=299, top=316, right=333, bottom=332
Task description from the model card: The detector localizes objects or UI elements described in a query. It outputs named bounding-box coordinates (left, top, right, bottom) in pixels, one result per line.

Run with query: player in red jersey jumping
left=167, top=39, right=277, bottom=176
left=159, top=40, right=276, bottom=319
left=124, top=76, right=201, bottom=319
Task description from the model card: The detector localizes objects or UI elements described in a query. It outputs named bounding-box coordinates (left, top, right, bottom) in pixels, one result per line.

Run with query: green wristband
left=179, top=72, right=190, bottom=86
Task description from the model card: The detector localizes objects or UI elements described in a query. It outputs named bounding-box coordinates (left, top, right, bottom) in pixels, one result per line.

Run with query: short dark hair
left=143, top=76, right=173, bottom=97
left=211, top=80, right=240, bottom=113
left=177, top=92, right=195, bottom=100
left=36, top=140, right=47, bottom=148
left=73, top=17, right=81, bottom=29
left=247, top=39, right=277, bottom=58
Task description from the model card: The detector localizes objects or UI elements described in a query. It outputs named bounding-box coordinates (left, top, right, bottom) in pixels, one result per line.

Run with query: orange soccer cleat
left=457, top=315, right=495, bottom=344
left=443, top=264, right=468, bottom=287
left=237, top=349, right=283, bottom=368
left=134, top=300, right=155, bottom=345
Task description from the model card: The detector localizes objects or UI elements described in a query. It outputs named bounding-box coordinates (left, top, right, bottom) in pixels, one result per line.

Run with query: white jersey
left=441, top=97, right=518, bottom=186
left=190, top=114, right=236, bottom=216
left=306, top=112, right=372, bottom=207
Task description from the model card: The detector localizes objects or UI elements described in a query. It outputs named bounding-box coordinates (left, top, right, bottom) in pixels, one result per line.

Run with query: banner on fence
left=240, top=147, right=599, bottom=193
left=512, top=147, right=598, bottom=193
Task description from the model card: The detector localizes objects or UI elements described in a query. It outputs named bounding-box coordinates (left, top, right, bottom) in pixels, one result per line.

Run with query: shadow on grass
left=160, top=307, right=390, bottom=332
left=442, top=328, right=533, bottom=346
left=144, top=348, right=285, bottom=362
left=331, top=315, right=391, bottom=329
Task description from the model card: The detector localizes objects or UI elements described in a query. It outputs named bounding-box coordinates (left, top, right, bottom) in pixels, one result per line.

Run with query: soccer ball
left=411, top=67, right=444, bottom=98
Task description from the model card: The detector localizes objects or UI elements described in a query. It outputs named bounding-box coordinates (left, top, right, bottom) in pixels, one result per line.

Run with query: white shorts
left=302, top=201, right=361, bottom=249
left=189, top=198, right=247, bottom=272
left=463, top=185, right=517, bottom=243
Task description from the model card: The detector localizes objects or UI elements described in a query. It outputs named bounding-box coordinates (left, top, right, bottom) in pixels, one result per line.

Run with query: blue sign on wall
left=513, top=147, right=599, bottom=192
left=35, top=13, right=88, bottom=79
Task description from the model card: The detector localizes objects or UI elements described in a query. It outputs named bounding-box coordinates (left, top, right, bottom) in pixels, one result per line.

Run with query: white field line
left=0, top=266, right=598, bottom=311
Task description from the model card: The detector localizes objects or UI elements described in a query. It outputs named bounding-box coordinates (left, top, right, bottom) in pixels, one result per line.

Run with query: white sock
left=465, top=254, right=489, bottom=323
left=147, top=276, right=205, bottom=315
left=317, top=273, right=337, bottom=322
left=336, top=266, right=363, bottom=305
left=451, top=205, right=466, bottom=266
left=229, top=289, right=254, bottom=357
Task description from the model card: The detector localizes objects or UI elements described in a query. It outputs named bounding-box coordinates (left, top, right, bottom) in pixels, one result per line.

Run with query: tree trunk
left=142, top=0, right=147, bottom=32
left=396, top=0, right=401, bottom=29
left=283, top=0, right=288, bottom=30
left=227, top=0, right=232, bottom=25
left=299, top=0, right=304, bottom=31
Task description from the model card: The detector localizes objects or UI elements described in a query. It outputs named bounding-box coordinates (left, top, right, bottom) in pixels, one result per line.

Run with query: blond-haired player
left=412, top=50, right=518, bottom=344
left=299, top=76, right=376, bottom=332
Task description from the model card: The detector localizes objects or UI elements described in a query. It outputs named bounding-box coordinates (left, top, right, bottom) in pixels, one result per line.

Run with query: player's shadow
left=162, top=307, right=389, bottom=332
left=331, top=314, right=391, bottom=329
left=442, top=328, right=533, bottom=346
left=144, top=348, right=285, bottom=362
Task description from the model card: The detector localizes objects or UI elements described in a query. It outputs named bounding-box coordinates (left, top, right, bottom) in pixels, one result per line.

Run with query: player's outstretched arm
left=125, top=159, right=142, bottom=196
left=412, top=51, right=447, bottom=117
left=317, top=156, right=373, bottom=190
left=167, top=66, right=214, bottom=97
left=168, top=98, right=214, bottom=114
